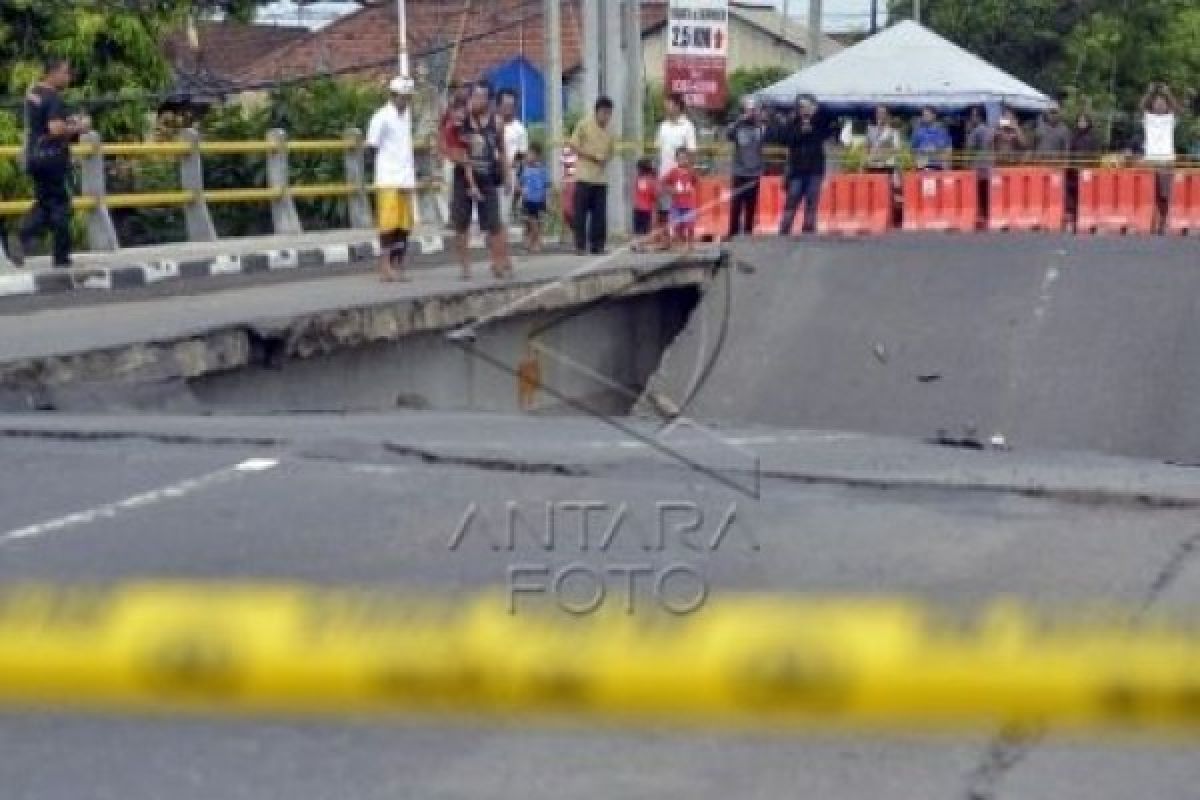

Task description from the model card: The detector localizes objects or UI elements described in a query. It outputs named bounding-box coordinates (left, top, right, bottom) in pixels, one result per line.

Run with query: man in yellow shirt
left=568, top=97, right=615, bottom=255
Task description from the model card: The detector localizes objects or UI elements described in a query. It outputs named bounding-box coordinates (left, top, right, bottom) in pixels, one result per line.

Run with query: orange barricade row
left=902, top=170, right=977, bottom=232
left=754, top=175, right=784, bottom=235
left=1076, top=169, right=1155, bottom=235
left=818, top=173, right=892, bottom=235
left=695, top=177, right=731, bottom=242
left=1166, top=170, right=1200, bottom=236
left=989, top=168, right=1065, bottom=232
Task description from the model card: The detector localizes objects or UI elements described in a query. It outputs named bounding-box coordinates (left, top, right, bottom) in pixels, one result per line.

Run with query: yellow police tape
left=0, top=582, right=1198, bottom=734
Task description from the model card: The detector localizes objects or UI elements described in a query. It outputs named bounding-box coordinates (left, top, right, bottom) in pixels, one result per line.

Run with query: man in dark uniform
left=11, top=58, right=89, bottom=268
left=768, top=94, right=838, bottom=235
left=448, top=83, right=513, bottom=281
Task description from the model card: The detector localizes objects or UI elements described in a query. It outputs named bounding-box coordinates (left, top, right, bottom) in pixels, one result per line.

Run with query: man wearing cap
left=367, top=76, right=419, bottom=282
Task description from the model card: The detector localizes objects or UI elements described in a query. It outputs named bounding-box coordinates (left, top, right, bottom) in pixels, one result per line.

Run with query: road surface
left=0, top=412, right=1197, bottom=800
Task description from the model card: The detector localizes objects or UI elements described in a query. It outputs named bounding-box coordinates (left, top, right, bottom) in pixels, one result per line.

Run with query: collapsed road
left=0, top=238, right=1198, bottom=800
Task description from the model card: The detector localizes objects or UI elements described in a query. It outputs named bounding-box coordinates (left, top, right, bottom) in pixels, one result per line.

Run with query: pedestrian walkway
left=0, top=248, right=717, bottom=364
left=0, top=230, right=380, bottom=298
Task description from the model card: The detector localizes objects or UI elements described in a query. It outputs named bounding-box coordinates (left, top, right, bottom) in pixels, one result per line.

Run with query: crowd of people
left=3, top=61, right=1190, bottom=278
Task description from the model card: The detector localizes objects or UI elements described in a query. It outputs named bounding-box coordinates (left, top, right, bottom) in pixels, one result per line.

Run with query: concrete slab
left=645, top=233, right=1200, bottom=464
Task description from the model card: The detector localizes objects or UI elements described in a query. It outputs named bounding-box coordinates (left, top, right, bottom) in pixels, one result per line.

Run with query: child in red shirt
left=632, top=157, right=657, bottom=252
left=663, top=147, right=699, bottom=252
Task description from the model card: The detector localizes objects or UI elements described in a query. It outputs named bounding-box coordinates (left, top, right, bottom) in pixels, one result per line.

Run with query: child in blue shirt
left=520, top=142, right=549, bottom=252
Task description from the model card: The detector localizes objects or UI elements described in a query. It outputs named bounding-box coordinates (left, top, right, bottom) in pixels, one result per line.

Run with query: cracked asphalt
left=0, top=413, right=1197, bottom=800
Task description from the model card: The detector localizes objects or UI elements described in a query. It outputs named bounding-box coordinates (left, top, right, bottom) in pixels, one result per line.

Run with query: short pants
left=632, top=209, right=653, bottom=236
left=523, top=200, right=546, bottom=218
left=669, top=207, right=698, bottom=227
left=451, top=182, right=502, bottom=234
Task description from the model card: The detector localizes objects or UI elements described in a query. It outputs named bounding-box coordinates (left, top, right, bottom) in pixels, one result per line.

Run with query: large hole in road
left=186, top=287, right=702, bottom=417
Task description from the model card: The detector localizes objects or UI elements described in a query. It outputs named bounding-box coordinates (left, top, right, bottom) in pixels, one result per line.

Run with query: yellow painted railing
left=0, top=128, right=449, bottom=261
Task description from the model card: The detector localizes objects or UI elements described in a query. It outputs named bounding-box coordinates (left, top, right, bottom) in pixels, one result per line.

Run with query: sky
left=257, top=0, right=888, bottom=33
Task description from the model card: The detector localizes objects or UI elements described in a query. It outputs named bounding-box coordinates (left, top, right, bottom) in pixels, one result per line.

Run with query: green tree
left=726, top=66, right=790, bottom=117
left=0, top=0, right=269, bottom=140
left=887, top=0, right=1198, bottom=118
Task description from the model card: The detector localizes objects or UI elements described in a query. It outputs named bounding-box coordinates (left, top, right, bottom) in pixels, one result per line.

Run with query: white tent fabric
left=755, top=20, right=1054, bottom=112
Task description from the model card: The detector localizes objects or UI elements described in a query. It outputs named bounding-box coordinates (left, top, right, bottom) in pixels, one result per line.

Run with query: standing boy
left=664, top=147, right=699, bottom=253
left=631, top=157, right=657, bottom=252
left=520, top=143, right=549, bottom=252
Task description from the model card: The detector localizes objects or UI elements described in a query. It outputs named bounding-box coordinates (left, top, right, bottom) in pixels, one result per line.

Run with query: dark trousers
left=573, top=181, right=608, bottom=253
left=727, top=174, right=760, bottom=238
left=20, top=165, right=72, bottom=266
left=780, top=173, right=823, bottom=235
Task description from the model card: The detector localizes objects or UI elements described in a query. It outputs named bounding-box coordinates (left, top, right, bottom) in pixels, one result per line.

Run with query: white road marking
left=0, top=457, right=280, bottom=544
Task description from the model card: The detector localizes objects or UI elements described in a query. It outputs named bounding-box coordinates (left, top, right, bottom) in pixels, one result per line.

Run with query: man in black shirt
left=768, top=94, right=838, bottom=235
left=12, top=58, right=88, bottom=268
left=448, top=83, right=513, bottom=280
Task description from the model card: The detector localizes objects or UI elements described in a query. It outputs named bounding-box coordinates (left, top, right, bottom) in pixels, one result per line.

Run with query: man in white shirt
left=654, top=93, right=697, bottom=247
left=497, top=88, right=528, bottom=234
left=366, top=75, right=418, bottom=282
left=1139, top=82, right=1179, bottom=232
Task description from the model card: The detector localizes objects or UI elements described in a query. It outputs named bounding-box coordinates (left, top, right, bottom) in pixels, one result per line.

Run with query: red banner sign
left=665, top=0, right=729, bottom=110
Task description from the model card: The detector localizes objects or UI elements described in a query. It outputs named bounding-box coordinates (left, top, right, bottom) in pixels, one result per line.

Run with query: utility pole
left=583, top=0, right=603, bottom=103
left=544, top=0, right=564, bottom=184
left=913, top=0, right=921, bottom=24
left=870, top=0, right=879, bottom=34
left=396, top=0, right=409, bottom=76
left=806, top=0, right=823, bottom=67
left=782, top=0, right=790, bottom=41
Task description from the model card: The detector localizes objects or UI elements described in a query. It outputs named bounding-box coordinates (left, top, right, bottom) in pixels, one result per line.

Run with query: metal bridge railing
left=0, top=129, right=442, bottom=267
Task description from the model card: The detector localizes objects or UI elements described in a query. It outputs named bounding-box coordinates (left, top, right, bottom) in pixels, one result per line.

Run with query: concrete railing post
left=179, top=128, right=217, bottom=242
left=343, top=127, right=374, bottom=230
left=266, top=128, right=302, bottom=236
left=80, top=131, right=119, bottom=252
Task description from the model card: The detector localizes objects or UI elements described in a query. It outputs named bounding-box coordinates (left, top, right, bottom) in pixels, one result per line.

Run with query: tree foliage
left=887, top=0, right=1199, bottom=116
left=0, top=0, right=269, bottom=140
left=726, top=66, right=790, bottom=116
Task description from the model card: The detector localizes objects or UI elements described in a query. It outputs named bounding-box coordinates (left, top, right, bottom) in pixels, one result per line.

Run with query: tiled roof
left=163, top=21, right=309, bottom=83
left=238, top=0, right=669, bottom=87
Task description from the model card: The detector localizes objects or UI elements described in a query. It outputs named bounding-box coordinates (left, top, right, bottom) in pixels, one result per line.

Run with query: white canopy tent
left=755, top=21, right=1054, bottom=112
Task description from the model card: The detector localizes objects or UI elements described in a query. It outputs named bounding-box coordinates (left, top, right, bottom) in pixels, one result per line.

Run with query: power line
left=0, top=0, right=547, bottom=112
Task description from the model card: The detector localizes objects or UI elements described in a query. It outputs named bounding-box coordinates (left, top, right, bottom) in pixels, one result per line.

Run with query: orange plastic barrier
left=988, top=168, right=1065, bottom=232
left=754, top=175, right=784, bottom=235
left=818, top=173, right=892, bottom=235
left=1166, top=170, right=1200, bottom=236
left=1076, top=169, right=1155, bottom=234
left=561, top=179, right=576, bottom=229
left=694, top=178, right=731, bottom=242
left=901, top=171, right=977, bottom=232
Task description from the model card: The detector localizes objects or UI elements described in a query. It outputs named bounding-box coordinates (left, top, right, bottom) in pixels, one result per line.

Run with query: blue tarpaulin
left=485, top=56, right=546, bottom=125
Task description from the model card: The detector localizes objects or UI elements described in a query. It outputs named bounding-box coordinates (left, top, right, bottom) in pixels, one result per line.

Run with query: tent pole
left=806, top=0, right=823, bottom=66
